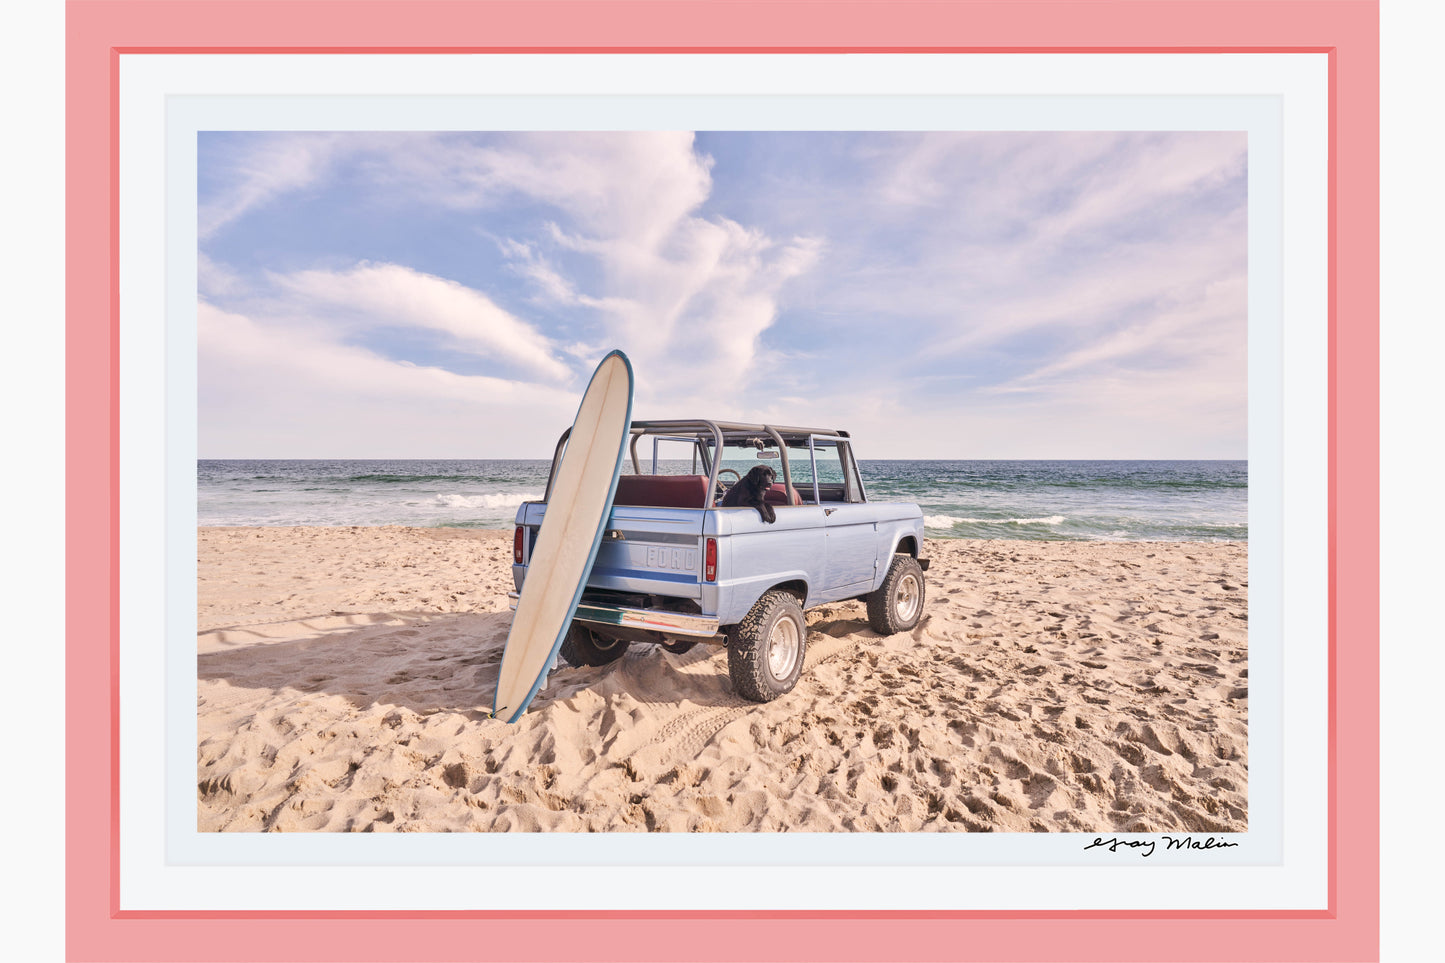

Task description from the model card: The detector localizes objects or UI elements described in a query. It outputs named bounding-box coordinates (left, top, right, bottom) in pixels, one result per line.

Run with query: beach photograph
left=196, top=130, right=1248, bottom=834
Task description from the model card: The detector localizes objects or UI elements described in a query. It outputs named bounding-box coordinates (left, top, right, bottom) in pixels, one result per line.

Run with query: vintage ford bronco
left=510, top=421, right=928, bottom=702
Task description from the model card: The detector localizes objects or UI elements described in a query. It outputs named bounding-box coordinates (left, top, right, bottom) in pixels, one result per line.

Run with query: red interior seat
left=613, top=474, right=710, bottom=509
left=763, top=484, right=804, bottom=506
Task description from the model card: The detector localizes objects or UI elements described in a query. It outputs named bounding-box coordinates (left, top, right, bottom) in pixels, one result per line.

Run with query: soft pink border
left=65, top=1, right=1380, bottom=960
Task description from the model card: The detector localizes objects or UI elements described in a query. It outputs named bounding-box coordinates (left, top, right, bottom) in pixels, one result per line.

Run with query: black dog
left=719, top=465, right=778, bottom=523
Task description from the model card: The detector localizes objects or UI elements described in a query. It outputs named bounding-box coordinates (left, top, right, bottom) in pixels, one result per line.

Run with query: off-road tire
left=866, top=555, right=926, bottom=635
left=558, top=622, right=630, bottom=667
left=727, top=589, right=807, bottom=702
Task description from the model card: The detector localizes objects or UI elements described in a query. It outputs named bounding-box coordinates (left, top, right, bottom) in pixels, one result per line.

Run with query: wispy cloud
left=198, top=133, right=346, bottom=240
left=497, top=238, right=633, bottom=313
left=929, top=207, right=1248, bottom=358
left=271, top=262, right=572, bottom=383
left=993, top=274, right=1247, bottom=391
left=197, top=251, right=245, bottom=300
left=385, top=131, right=714, bottom=249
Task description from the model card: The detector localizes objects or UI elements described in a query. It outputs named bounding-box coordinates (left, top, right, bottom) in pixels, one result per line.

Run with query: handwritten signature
left=1083, top=835, right=1240, bottom=858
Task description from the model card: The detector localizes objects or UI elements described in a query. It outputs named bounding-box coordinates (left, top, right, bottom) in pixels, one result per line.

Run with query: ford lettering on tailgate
left=647, top=546, right=698, bottom=572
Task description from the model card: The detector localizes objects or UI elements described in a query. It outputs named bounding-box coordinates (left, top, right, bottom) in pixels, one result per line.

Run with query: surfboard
left=492, top=350, right=634, bottom=723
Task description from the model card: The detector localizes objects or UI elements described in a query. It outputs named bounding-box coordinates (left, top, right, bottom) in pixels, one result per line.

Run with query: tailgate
left=518, top=504, right=706, bottom=599
left=590, top=505, right=706, bottom=598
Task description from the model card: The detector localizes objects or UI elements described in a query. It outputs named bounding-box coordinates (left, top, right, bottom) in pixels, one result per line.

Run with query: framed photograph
left=66, top=1, right=1379, bottom=960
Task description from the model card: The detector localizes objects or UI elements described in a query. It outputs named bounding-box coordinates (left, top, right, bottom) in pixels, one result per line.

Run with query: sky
left=197, top=130, right=1247, bottom=459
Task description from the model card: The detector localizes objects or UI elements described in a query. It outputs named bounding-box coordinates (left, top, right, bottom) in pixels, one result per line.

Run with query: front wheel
left=866, top=555, right=926, bottom=634
left=727, top=590, right=807, bottom=702
left=558, top=622, right=630, bottom=667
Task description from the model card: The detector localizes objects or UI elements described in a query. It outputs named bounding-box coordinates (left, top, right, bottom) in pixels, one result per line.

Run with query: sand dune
left=197, top=527, right=1247, bottom=833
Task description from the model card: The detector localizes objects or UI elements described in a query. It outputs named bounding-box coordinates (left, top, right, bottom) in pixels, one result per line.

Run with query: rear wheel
left=559, top=622, right=630, bottom=667
left=866, top=555, right=926, bottom=634
left=727, top=590, right=807, bottom=702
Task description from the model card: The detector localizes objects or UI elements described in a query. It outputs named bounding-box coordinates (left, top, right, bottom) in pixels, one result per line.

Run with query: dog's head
left=746, top=465, right=777, bottom=491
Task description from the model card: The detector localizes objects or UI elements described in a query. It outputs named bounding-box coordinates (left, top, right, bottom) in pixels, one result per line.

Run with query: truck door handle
left=824, top=508, right=837, bottom=516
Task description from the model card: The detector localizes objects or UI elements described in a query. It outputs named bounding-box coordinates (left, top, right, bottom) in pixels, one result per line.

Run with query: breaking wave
left=924, top=514, right=1065, bottom=529
left=431, top=492, right=540, bottom=510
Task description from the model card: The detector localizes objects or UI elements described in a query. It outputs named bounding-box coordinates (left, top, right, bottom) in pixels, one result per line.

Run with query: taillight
left=513, top=526, right=525, bottom=564
left=704, top=537, right=717, bottom=582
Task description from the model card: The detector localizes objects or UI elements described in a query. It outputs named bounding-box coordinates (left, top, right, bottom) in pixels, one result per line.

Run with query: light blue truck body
left=510, top=420, right=926, bottom=643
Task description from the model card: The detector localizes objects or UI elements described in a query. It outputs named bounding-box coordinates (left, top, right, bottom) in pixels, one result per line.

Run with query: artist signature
left=1083, top=835, right=1240, bottom=858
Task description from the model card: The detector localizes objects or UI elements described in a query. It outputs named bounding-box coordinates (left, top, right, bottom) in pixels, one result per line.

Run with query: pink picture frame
left=65, top=1, right=1379, bottom=960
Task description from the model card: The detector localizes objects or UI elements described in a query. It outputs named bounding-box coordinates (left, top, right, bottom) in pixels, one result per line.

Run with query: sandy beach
left=197, top=527, right=1247, bottom=833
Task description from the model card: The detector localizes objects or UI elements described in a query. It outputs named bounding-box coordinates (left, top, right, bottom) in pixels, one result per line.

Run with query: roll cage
left=543, top=419, right=868, bottom=508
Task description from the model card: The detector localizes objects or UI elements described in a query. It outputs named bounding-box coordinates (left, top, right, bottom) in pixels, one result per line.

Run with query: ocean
left=198, top=459, right=1246, bottom=541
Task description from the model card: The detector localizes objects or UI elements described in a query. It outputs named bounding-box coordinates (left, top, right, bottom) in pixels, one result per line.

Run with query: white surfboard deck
left=493, top=350, right=634, bottom=723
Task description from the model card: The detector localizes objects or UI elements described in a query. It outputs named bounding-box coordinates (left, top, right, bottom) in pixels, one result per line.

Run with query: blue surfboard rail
left=493, top=349, right=634, bottom=723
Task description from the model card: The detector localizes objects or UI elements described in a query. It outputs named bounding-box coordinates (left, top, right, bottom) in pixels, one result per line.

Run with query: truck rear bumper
left=506, top=592, right=722, bottom=638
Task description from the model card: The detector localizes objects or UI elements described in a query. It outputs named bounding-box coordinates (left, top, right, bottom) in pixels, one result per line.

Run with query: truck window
left=715, top=440, right=781, bottom=481
left=781, top=439, right=816, bottom=502
left=626, top=436, right=707, bottom=476
left=814, top=439, right=865, bottom=503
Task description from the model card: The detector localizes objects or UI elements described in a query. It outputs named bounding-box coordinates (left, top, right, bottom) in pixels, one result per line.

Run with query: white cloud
left=391, top=131, right=713, bottom=251
left=591, top=222, right=824, bottom=407
left=197, top=302, right=578, bottom=457
left=272, top=262, right=572, bottom=383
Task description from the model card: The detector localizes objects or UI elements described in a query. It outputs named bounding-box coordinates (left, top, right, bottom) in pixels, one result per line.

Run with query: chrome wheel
left=894, top=572, right=922, bottom=624
left=728, top=590, right=808, bottom=702
left=867, top=555, right=926, bottom=635
left=767, top=614, right=802, bottom=678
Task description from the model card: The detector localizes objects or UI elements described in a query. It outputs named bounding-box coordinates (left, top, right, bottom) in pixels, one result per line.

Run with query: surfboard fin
left=537, top=651, right=559, bottom=689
